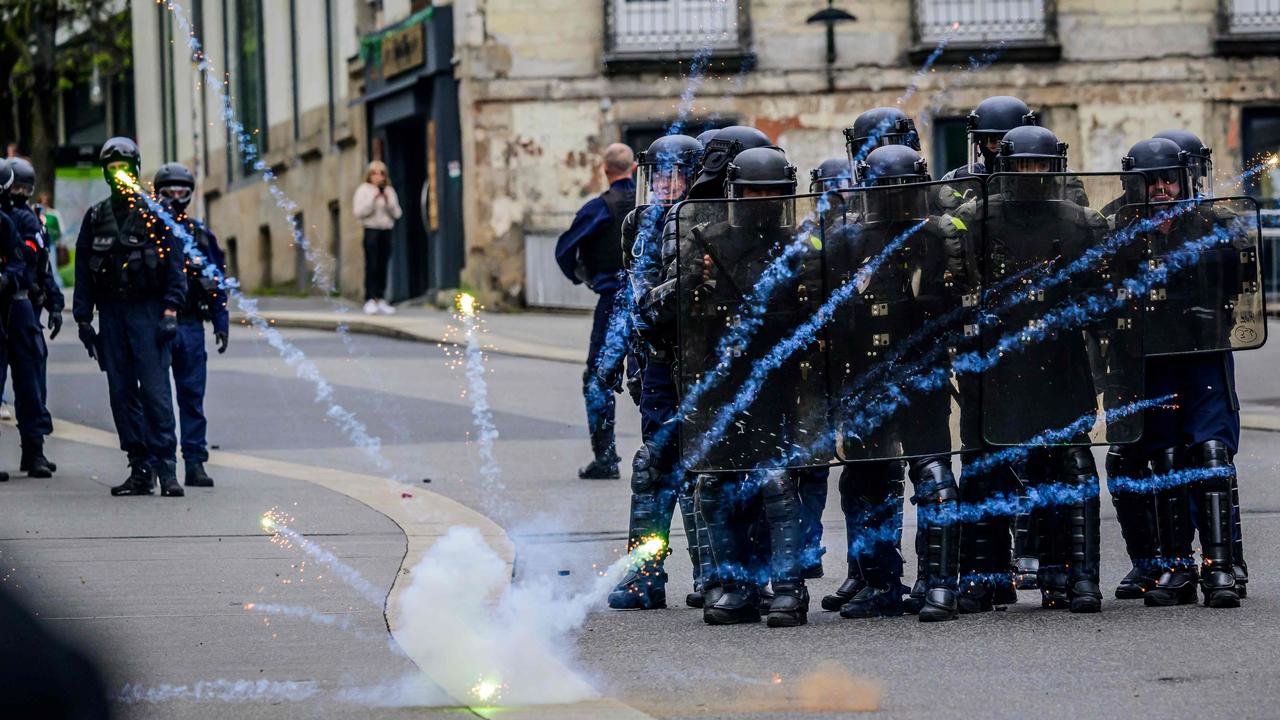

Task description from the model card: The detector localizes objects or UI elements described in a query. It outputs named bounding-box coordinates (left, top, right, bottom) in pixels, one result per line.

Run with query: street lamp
left=806, top=0, right=857, bottom=93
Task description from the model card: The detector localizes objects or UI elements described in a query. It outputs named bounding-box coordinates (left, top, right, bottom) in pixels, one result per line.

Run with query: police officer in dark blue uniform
left=0, top=164, right=30, bottom=482
left=608, top=133, right=703, bottom=610
left=555, top=144, right=638, bottom=480
left=153, top=163, right=229, bottom=488
left=1111, top=138, right=1244, bottom=609
left=73, top=138, right=186, bottom=497
left=0, top=158, right=58, bottom=478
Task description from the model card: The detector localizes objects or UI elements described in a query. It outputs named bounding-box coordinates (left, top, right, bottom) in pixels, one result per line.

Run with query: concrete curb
left=233, top=310, right=587, bottom=365
left=1241, top=413, right=1280, bottom=433
left=48, top=418, right=650, bottom=719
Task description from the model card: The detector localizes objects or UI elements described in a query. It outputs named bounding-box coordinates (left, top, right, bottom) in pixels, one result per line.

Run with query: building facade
left=132, top=1, right=1280, bottom=306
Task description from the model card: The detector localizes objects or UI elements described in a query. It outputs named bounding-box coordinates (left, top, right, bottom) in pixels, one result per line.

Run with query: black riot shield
left=979, top=172, right=1148, bottom=447
left=825, top=178, right=982, bottom=462
left=1143, top=196, right=1266, bottom=355
left=674, top=194, right=832, bottom=472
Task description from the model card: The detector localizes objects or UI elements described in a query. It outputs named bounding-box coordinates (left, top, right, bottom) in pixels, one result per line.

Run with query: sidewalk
left=236, top=296, right=592, bottom=364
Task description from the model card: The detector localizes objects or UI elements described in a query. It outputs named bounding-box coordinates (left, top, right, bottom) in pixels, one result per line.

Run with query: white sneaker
left=363, top=299, right=378, bottom=315
left=377, top=299, right=396, bottom=315
left=0, top=405, right=10, bottom=421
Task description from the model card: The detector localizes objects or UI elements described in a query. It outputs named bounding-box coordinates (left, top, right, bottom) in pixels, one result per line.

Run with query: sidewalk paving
left=238, top=296, right=591, bottom=364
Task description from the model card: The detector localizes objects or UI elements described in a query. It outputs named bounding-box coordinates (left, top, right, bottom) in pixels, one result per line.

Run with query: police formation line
left=591, top=95, right=1258, bottom=627
left=0, top=139, right=229, bottom=497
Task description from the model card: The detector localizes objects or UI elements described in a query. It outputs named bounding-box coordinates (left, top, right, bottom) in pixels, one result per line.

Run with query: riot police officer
left=1116, top=138, right=1245, bottom=609
left=0, top=158, right=58, bottom=478
left=153, top=163, right=229, bottom=488
left=946, top=126, right=1108, bottom=613
left=821, top=108, right=924, bottom=616
left=829, top=145, right=960, bottom=622
left=608, top=133, right=704, bottom=610
left=810, top=157, right=853, bottom=193
left=73, top=138, right=186, bottom=497
left=668, top=146, right=814, bottom=627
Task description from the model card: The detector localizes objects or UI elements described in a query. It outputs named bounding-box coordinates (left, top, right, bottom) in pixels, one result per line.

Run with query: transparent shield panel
left=1143, top=196, right=1267, bottom=355
left=674, top=195, right=833, bottom=472
left=826, top=178, right=982, bottom=462
left=980, top=172, right=1147, bottom=447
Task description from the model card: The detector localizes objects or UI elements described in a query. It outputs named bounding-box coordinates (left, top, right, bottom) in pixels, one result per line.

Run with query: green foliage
left=0, top=1, right=132, bottom=93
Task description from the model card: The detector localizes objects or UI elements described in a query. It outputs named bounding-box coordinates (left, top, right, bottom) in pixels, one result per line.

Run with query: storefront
left=353, top=6, right=464, bottom=302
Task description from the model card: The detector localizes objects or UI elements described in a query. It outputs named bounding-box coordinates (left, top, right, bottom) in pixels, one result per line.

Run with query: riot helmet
left=993, top=125, right=1068, bottom=201
left=100, top=137, right=142, bottom=193
left=725, top=146, right=797, bottom=229
left=810, top=157, right=853, bottom=193
left=154, top=162, right=197, bottom=213
left=1153, top=129, right=1212, bottom=197
left=690, top=125, right=772, bottom=199
left=696, top=128, right=720, bottom=149
left=7, top=158, right=34, bottom=201
left=844, top=107, right=921, bottom=164
left=967, top=95, right=1036, bottom=171
left=0, top=161, right=12, bottom=211
left=1122, top=137, right=1191, bottom=203
left=855, top=144, right=931, bottom=221
left=635, top=134, right=702, bottom=207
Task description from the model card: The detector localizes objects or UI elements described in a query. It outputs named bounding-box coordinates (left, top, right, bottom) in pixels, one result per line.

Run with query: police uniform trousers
left=98, top=298, right=177, bottom=464
left=170, top=318, right=210, bottom=463
left=0, top=298, right=52, bottom=444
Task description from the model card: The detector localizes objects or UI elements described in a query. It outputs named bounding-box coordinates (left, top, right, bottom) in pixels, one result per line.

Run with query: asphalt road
left=9, top=318, right=1280, bottom=718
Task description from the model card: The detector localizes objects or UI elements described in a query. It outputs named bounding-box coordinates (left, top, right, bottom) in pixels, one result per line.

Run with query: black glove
left=77, top=322, right=97, bottom=360
left=47, top=311, right=62, bottom=340
left=158, top=313, right=178, bottom=344
left=626, top=374, right=642, bottom=406
left=214, top=330, right=229, bottom=354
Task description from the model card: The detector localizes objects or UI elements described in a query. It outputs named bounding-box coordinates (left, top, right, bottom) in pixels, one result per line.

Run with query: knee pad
left=1150, top=446, right=1181, bottom=475
left=1190, top=440, right=1234, bottom=491
left=631, top=445, right=659, bottom=493
left=1060, top=446, right=1098, bottom=484
left=1105, top=444, right=1147, bottom=481
left=759, top=469, right=797, bottom=502
left=910, top=457, right=958, bottom=506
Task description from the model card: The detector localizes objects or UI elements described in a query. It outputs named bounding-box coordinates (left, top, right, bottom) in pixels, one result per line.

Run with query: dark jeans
left=170, top=320, right=210, bottom=462
left=98, top=299, right=176, bottom=464
left=362, top=227, right=393, bottom=301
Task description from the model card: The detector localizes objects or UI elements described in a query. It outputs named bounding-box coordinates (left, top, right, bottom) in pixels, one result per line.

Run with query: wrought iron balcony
left=1217, top=0, right=1280, bottom=54
left=910, top=0, right=1059, bottom=63
left=604, top=0, right=753, bottom=73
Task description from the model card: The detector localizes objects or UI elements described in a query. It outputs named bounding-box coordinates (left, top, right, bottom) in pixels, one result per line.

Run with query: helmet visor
left=636, top=163, right=692, bottom=207
left=158, top=185, right=194, bottom=207
left=726, top=193, right=795, bottom=230
left=861, top=182, right=928, bottom=221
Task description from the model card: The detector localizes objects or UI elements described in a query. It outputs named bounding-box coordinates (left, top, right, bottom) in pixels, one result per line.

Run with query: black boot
left=1106, top=445, right=1161, bottom=599
left=1230, top=474, right=1248, bottom=599
left=1145, top=450, right=1198, bottom=607
left=19, top=440, right=53, bottom=479
left=155, top=460, right=184, bottom=498
left=958, top=454, right=1016, bottom=614
left=1034, top=508, right=1069, bottom=609
left=110, top=462, right=154, bottom=497
left=839, top=583, right=906, bottom=618
left=608, top=446, right=675, bottom=610
left=822, top=569, right=866, bottom=612
left=1062, top=449, right=1102, bottom=614
left=578, top=421, right=620, bottom=479
left=704, top=583, right=762, bottom=625
left=1192, top=441, right=1240, bottom=609
left=761, top=470, right=808, bottom=627
left=911, top=457, right=960, bottom=622
left=184, top=460, right=214, bottom=487
left=1012, top=509, right=1039, bottom=589
left=826, top=461, right=900, bottom=611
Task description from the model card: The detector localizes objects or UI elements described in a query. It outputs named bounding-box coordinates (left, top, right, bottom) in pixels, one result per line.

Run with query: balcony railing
left=915, top=0, right=1050, bottom=44
left=1221, top=0, right=1280, bottom=34
left=604, top=0, right=751, bottom=70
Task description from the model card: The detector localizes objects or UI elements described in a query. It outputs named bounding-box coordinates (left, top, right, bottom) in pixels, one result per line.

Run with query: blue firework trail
left=685, top=219, right=929, bottom=470
left=961, top=394, right=1177, bottom=478
left=458, top=299, right=506, bottom=504
left=922, top=43, right=1008, bottom=125
left=896, top=27, right=954, bottom=107
left=1109, top=466, right=1234, bottom=494
left=840, top=221, right=1245, bottom=444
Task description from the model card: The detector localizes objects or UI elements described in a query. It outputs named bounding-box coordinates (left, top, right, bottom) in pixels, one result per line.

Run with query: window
left=227, top=0, right=268, bottom=177
left=157, top=3, right=177, bottom=160
left=915, top=0, right=1049, bottom=45
left=605, top=0, right=750, bottom=67
left=62, top=80, right=108, bottom=145
left=930, top=117, right=970, bottom=177
left=1222, top=0, right=1280, bottom=35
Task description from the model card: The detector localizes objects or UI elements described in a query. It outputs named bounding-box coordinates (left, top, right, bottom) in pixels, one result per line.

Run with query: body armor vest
left=179, top=218, right=221, bottom=320
left=87, top=198, right=164, bottom=299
